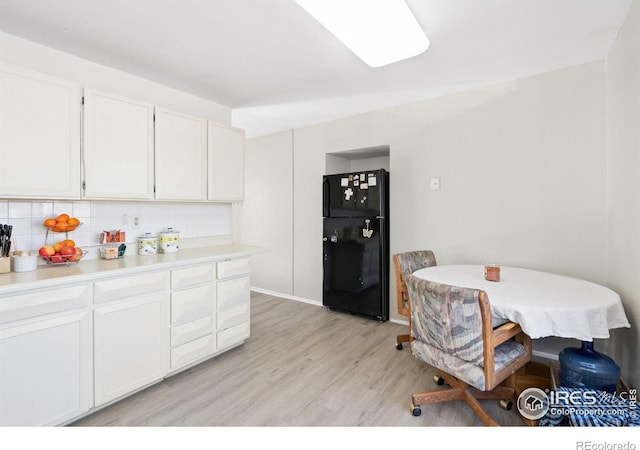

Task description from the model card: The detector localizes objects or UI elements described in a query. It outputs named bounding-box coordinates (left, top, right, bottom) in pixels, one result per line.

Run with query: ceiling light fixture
left=296, top=0, right=429, bottom=68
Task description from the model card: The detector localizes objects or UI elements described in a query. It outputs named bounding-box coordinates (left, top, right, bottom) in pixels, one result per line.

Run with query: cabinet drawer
left=217, top=302, right=249, bottom=331
left=170, top=333, right=215, bottom=369
left=217, top=257, right=250, bottom=279
left=171, top=315, right=214, bottom=347
left=171, top=263, right=215, bottom=290
left=171, top=284, right=214, bottom=324
left=217, top=321, right=249, bottom=350
left=0, top=284, right=91, bottom=324
left=217, top=275, right=250, bottom=311
left=95, top=271, right=168, bottom=303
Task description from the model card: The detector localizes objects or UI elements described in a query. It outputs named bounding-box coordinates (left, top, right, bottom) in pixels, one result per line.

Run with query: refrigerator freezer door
left=322, top=217, right=388, bottom=321
left=323, top=170, right=386, bottom=218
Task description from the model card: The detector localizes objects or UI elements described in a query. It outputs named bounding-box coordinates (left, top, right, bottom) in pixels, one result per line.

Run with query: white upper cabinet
left=155, top=108, right=207, bottom=201
left=0, top=63, right=81, bottom=199
left=208, top=122, right=245, bottom=202
left=83, top=89, right=154, bottom=199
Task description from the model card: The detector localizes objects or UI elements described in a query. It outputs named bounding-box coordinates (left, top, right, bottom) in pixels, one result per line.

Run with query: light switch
left=430, top=177, right=440, bottom=190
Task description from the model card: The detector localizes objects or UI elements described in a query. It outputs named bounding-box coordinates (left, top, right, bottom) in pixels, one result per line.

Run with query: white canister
left=138, top=232, right=158, bottom=255
left=11, top=252, right=38, bottom=272
left=160, top=227, right=180, bottom=253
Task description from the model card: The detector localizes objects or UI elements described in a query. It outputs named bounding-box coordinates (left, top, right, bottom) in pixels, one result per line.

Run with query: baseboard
left=532, top=349, right=559, bottom=361
left=390, top=317, right=408, bottom=326
left=250, top=287, right=322, bottom=306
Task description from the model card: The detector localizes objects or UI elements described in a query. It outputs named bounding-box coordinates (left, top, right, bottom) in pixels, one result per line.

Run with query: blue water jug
left=559, top=341, right=620, bottom=393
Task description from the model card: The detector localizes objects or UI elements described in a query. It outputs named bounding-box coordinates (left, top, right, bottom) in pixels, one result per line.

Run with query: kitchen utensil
left=0, top=224, right=10, bottom=257
left=3, top=225, right=12, bottom=257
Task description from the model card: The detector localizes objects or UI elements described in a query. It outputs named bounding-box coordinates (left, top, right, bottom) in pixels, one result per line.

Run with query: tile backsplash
left=0, top=200, right=232, bottom=253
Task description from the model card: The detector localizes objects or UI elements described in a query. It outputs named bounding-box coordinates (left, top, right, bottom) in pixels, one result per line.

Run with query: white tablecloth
left=412, top=265, right=631, bottom=341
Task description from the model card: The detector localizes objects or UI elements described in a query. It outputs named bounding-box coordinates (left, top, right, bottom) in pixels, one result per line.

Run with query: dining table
left=411, top=265, right=631, bottom=342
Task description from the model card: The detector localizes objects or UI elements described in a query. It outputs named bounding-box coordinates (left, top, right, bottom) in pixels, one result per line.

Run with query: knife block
left=0, top=257, right=9, bottom=274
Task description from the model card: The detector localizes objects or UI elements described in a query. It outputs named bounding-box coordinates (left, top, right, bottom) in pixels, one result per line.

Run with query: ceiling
left=0, top=0, right=633, bottom=138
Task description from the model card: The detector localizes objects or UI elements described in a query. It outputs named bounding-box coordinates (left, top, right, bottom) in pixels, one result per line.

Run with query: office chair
left=392, top=250, right=437, bottom=350
left=405, top=274, right=532, bottom=426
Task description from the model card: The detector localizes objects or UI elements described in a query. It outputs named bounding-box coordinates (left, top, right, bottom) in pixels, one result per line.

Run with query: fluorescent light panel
left=296, top=0, right=429, bottom=68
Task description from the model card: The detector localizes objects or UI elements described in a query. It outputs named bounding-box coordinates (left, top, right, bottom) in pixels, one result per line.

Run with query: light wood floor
left=72, top=291, right=525, bottom=427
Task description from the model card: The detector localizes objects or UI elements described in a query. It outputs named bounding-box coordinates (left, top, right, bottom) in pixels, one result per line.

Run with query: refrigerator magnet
left=368, top=175, right=377, bottom=186
left=344, top=188, right=354, bottom=200
left=354, top=180, right=359, bottom=187
left=360, top=183, right=368, bottom=189
left=341, top=178, right=349, bottom=187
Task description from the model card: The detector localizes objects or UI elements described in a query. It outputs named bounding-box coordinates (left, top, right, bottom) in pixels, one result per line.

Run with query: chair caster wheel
left=411, top=404, right=422, bottom=416
left=499, top=399, right=512, bottom=410
left=433, top=375, right=445, bottom=385
left=396, top=343, right=403, bottom=350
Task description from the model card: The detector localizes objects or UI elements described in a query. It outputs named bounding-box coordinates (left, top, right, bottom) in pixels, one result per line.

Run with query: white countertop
left=0, top=244, right=267, bottom=296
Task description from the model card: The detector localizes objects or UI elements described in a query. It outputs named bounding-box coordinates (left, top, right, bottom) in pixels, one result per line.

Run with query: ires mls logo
left=517, top=387, right=638, bottom=422
left=517, top=387, right=550, bottom=420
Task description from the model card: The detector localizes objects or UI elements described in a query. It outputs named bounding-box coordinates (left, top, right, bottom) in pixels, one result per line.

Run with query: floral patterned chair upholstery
left=405, top=274, right=532, bottom=426
left=392, top=250, right=437, bottom=350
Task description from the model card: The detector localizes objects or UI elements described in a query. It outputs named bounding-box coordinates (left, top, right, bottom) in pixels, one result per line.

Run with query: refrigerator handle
left=322, top=177, right=330, bottom=217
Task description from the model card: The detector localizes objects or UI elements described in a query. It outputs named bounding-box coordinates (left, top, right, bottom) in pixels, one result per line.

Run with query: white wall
left=0, top=32, right=231, bottom=124
left=292, top=62, right=607, bottom=314
left=243, top=61, right=611, bottom=359
left=237, top=130, right=294, bottom=295
left=605, top=0, right=640, bottom=387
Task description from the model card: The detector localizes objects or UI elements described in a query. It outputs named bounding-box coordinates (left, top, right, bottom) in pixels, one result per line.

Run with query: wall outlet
left=132, top=216, right=140, bottom=229
left=430, top=177, right=440, bottom=190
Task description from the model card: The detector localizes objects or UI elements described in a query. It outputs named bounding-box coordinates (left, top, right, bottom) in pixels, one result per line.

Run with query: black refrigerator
left=322, top=169, right=389, bottom=322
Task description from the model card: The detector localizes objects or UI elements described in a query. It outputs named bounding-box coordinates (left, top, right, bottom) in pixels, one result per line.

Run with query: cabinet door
left=207, top=122, right=245, bottom=201
left=83, top=89, right=154, bottom=199
left=0, top=63, right=81, bottom=199
left=94, top=291, right=168, bottom=406
left=155, top=108, right=207, bottom=200
left=0, top=311, right=92, bottom=426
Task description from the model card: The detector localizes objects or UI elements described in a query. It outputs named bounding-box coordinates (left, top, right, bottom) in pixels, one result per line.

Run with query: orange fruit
left=56, top=214, right=70, bottom=223
left=66, top=226, right=77, bottom=232
left=68, top=217, right=80, bottom=227
left=43, top=218, right=56, bottom=227
left=53, top=223, right=68, bottom=232
left=53, top=242, right=65, bottom=252
left=62, top=239, right=76, bottom=248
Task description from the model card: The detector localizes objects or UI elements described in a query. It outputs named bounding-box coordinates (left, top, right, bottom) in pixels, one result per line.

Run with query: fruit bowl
left=44, top=222, right=83, bottom=233
left=43, top=215, right=82, bottom=233
left=41, top=250, right=88, bottom=265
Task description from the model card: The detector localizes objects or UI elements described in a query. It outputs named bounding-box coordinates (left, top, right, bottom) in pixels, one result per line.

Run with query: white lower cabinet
left=169, top=263, right=216, bottom=372
left=216, top=258, right=251, bottom=351
left=0, top=254, right=252, bottom=425
left=0, top=310, right=92, bottom=426
left=94, top=289, right=169, bottom=407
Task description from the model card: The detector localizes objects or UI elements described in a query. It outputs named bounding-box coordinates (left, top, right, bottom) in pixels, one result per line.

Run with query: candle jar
left=484, top=262, right=500, bottom=282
